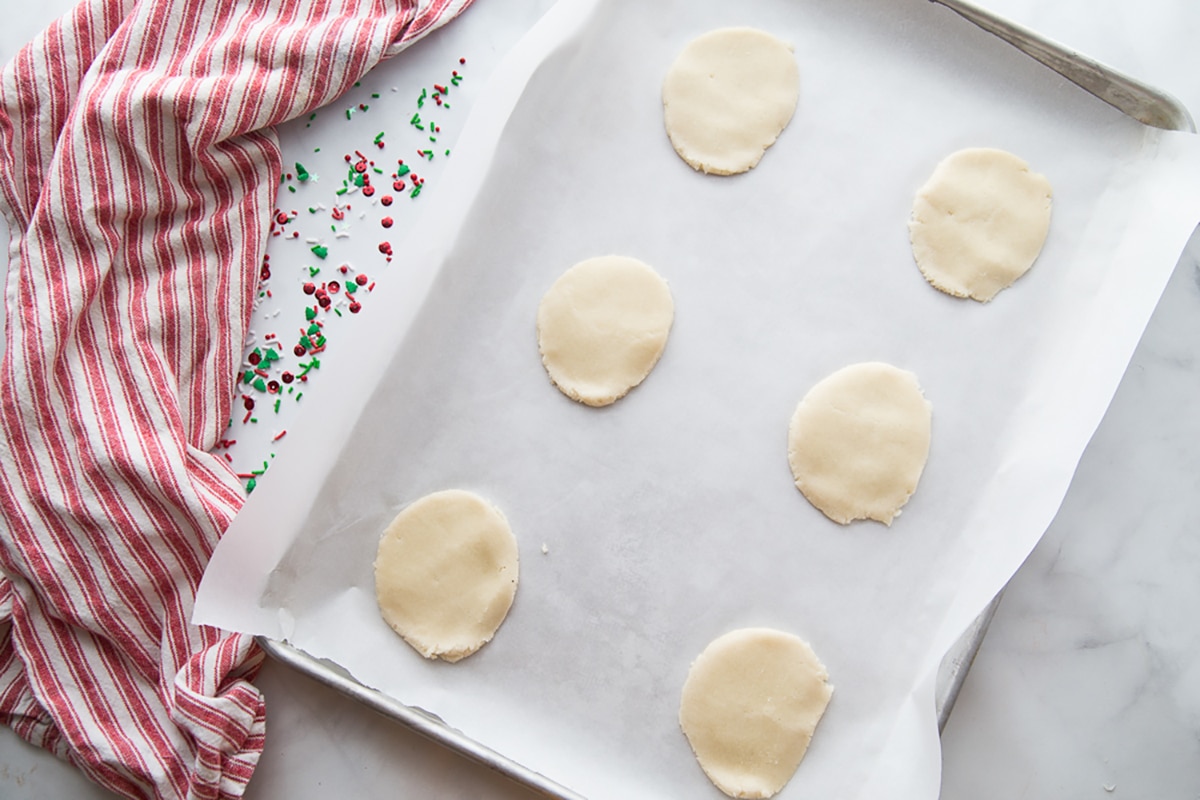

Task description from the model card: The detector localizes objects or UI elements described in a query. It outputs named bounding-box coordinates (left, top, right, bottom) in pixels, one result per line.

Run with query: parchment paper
left=195, top=0, right=1200, bottom=797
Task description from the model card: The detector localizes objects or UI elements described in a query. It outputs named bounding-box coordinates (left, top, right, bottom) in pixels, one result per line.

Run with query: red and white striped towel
left=0, top=0, right=471, bottom=797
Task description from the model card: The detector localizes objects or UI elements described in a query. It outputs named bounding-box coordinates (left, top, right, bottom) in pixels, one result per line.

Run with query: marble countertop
left=1, top=1, right=1198, bottom=797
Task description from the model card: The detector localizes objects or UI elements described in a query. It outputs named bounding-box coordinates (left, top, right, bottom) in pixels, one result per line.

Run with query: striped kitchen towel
left=0, top=0, right=472, bottom=797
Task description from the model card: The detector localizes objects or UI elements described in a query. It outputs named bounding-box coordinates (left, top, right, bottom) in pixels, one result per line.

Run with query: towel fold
left=0, top=0, right=471, bottom=796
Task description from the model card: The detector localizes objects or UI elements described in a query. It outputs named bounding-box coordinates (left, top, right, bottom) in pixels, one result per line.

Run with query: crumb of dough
left=662, top=28, right=799, bottom=175
left=909, top=147, right=1052, bottom=302
left=788, top=362, right=932, bottom=525
left=374, top=489, right=518, bottom=662
left=680, top=628, right=833, bottom=799
left=536, top=255, right=673, bottom=407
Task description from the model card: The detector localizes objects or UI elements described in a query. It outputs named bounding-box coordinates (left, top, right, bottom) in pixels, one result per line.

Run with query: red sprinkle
left=393, top=180, right=406, bottom=191
left=303, top=282, right=316, bottom=295
left=349, top=301, right=362, bottom=314
left=355, top=273, right=368, bottom=286
left=362, top=185, right=375, bottom=197
left=380, top=195, right=393, bottom=206
left=247, top=351, right=261, bottom=365
left=294, top=344, right=306, bottom=356
left=327, top=281, right=340, bottom=293
left=381, top=217, right=393, bottom=228
left=243, top=397, right=255, bottom=410
left=378, top=242, right=393, bottom=256
left=273, top=430, right=287, bottom=442
left=281, top=372, right=294, bottom=384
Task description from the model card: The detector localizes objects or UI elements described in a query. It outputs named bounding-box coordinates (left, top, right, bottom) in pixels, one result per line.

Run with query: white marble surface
left=2, top=1, right=1199, bottom=798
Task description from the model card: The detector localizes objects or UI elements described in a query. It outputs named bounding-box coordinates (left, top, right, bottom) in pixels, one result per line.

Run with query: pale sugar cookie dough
left=536, top=255, right=674, bottom=407
left=374, top=490, right=518, bottom=662
left=788, top=362, right=932, bottom=525
left=909, top=147, right=1053, bottom=302
left=662, top=27, right=800, bottom=175
left=680, top=628, right=833, bottom=799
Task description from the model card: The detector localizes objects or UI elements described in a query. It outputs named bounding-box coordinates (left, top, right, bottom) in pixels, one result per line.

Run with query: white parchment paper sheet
left=197, top=0, right=1200, bottom=797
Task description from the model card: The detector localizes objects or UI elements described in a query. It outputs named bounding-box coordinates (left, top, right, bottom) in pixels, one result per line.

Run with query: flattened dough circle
left=680, top=628, right=833, bottom=799
left=787, top=362, right=932, bottom=526
left=537, top=255, right=674, bottom=407
left=909, top=147, right=1053, bottom=302
left=662, top=27, right=800, bottom=175
left=374, top=490, right=518, bottom=662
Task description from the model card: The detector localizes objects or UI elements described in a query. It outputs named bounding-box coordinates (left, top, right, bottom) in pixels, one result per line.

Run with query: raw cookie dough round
left=374, top=489, right=518, bottom=662
left=662, top=27, right=800, bottom=175
left=908, top=147, right=1053, bottom=302
left=680, top=628, right=833, bottom=799
left=787, top=362, right=932, bottom=526
left=536, top=255, right=674, bottom=407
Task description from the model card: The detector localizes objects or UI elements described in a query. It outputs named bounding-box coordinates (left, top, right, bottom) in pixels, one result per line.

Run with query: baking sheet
left=195, top=0, right=1200, bottom=797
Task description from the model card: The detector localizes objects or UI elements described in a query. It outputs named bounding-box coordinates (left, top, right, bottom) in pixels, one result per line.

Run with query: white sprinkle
left=1104, top=784, right=1115, bottom=793
left=335, top=231, right=351, bottom=239
left=541, top=543, right=549, bottom=555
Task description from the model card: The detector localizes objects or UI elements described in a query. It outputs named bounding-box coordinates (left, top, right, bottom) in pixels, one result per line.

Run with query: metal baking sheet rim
left=255, top=2, right=1193, bottom=797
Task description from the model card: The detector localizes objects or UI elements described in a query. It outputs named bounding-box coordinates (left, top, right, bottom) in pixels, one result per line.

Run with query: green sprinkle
left=444, top=149, right=451, bottom=156
left=336, top=187, right=348, bottom=196
left=374, top=131, right=386, bottom=143
left=274, top=399, right=281, bottom=413
left=346, top=282, right=357, bottom=294
left=262, top=348, right=280, bottom=364
left=429, top=136, right=437, bottom=143
left=295, top=162, right=311, bottom=182
left=354, top=173, right=366, bottom=187
left=246, top=477, right=257, bottom=493
left=305, top=306, right=317, bottom=320
left=299, top=335, right=312, bottom=349
left=371, top=92, right=380, bottom=99
left=334, top=308, right=342, bottom=317
left=307, top=323, right=320, bottom=335
left=314, top=147, right=321, bottom=152
left=287, top=185, right=296, bottom=193
left=346, top=108, right=353, bottom=120
left=309, top=113, right=317, bottom=120
left=396, top=164, right=411, bottom=177
left=451, top=75, right=462, bottom=86
left=296, top=392, right=303, bottom=402
left=331, top=224, right=337, bottom=233
left=308, top=266, right=320, bottom=277
left=311, top=244, right=329, bottom=259
left=417, top=88, right=427, bottom=107
left=243, top=371, right=254, bottom=384
left=252, top=378, right=268, bottom=392
left=411, top=184, right=423, bottom=198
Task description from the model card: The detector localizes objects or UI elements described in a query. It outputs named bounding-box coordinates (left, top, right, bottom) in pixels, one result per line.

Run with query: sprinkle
left=295, top=162, right=311, bottom=182
left=396, top=163, right=410, bottom=177
left=273, top=429, right=287, bottom=441
left=311, top=244, right=329, bottom=259
left=381, top=216, right=393, bottom=228
left=417, top=88, right=427, bottom=107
